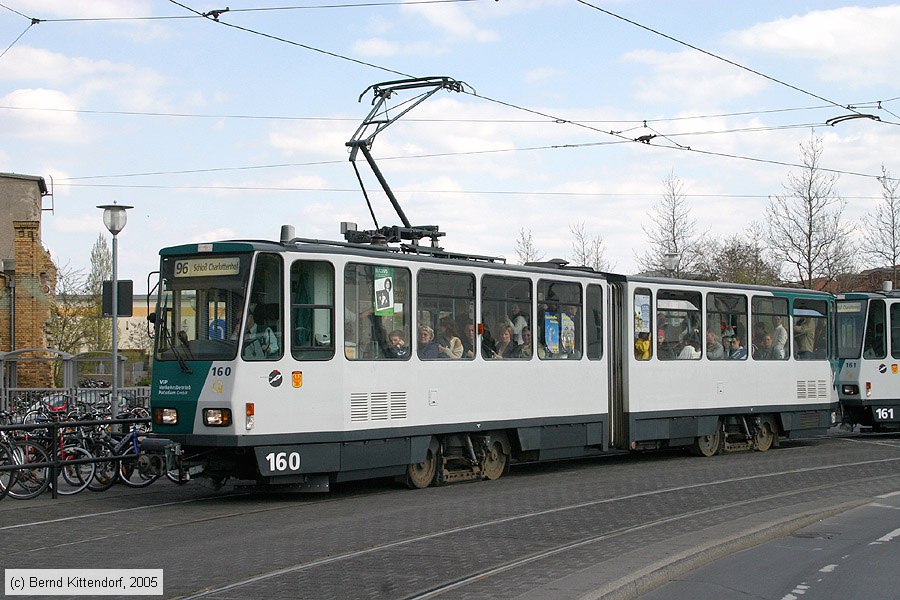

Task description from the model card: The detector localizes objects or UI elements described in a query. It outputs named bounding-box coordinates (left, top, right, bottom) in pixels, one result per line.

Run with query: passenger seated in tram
left=657, top=328, right=676, bottom=360
left=728, top=336, right=747, bottom=360
left=706, top=330, right=725, bottom=360
left=461, top=321, right=476, bottom=358
left=504, top=303, right=528, bottom=345
left=753, top=334, right=775, bottom=360
left=491, top=324, right=518, bottom=359
left=436, top=317, right=464, bottom=359
left=516, top=326, right=534, bottom=358
left=634, top=331, right=651, bottom=360
left=677, top=336, right=701, bottom=359
left=417, top=325, right=440, bottom=359
left=383, top=329, right=410, bottom=359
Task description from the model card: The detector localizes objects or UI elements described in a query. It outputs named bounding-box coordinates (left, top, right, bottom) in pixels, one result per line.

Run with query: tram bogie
left=145, top=227, right=838, bottom=491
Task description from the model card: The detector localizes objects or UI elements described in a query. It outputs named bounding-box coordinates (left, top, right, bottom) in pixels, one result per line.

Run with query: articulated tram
left=835, top=288, right=900, bottom=431
left=145, top=225, right=837, bottom=490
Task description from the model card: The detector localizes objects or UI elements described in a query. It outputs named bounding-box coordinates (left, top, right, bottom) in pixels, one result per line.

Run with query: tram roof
left=158, top=237, right=833, bottom=298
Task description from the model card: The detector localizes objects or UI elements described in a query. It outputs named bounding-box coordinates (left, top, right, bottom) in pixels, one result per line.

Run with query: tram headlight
left=203, top=408, right=232, bottom=427
left=155, top=408, right=178, bottom=425
left=841, top=384, right=859, bottom=396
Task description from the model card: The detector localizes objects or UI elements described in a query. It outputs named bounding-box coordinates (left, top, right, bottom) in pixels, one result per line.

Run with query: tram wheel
left=691, top=421, right=723, bottom=457
left=754, top=416, right=776, bottom=452
left=405, top=442, right=437, bottom=489
left=482, top=441, right=509, bottom=481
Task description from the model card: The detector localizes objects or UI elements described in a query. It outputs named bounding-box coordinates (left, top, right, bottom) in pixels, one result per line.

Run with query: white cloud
left=525, top=68, right=564, bottom=84
left=352, top=38, right=401, bottom=57
left=0, top=88, right=87, bottom=142
left=729, top=6, right=900, bottom=86
left=189, top=228, right=237, bottom=243
left=402, top=3, right=498, bottom=42
left=624, top=49, right=766, bottom=106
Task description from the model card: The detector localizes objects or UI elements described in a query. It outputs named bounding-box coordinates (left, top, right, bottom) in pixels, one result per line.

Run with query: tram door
left=607, top=280, right=628, bottom=449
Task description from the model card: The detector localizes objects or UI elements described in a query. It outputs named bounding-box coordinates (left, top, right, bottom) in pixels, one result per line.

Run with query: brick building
left=0, top=172, right=55, bottom=387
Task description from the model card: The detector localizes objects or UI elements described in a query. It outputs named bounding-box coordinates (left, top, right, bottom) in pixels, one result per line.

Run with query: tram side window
left=290, top=261, right=334, bottom=360
left=657, top=290, right=702, bottom=360
left=586, top=284, right=603, bottom=360
left=537, top=280, right=582, bottom=360
left=793, top=298, right=829, bottom=360
left=706, top=293, right=748, bottom=361
left=482, top=275, right=532, bottom=360
left=417, top=270, right=475, bottom=360
left=750, top=296, right=790, bottom=360
left=863, top=299, right=886, bottom=359
left=344, top=263, right=411, bottom=360
left=634, top=289, right=652, bottom=361
left=243, top=253, right=283, bottom=361
left=890, top=303, right=900, bottom=359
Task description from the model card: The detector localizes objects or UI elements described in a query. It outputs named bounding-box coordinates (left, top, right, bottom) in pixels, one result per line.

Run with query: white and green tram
left=836, top=289, right=900, bottom=431
left=147, top=226, right=838, bottom=490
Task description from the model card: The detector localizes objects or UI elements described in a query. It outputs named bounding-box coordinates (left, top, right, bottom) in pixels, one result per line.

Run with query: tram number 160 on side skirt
left=259, top=448, right=302, bottom=476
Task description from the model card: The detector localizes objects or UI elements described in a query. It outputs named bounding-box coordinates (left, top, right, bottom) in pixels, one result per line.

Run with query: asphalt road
left=1, top=430, right=898, bottom=600
left=636, top=489, right=900, bottom=600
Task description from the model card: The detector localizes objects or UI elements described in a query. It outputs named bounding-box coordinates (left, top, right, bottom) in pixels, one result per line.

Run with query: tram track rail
left=171, top=452, right=900, bottom=600
left=1, top=433, right=897, bottom=600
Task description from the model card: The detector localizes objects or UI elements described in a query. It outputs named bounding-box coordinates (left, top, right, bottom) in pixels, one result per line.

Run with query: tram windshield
left=154, top=254, right=252, bottom=362
left=835, top=300, right=866, bottom=359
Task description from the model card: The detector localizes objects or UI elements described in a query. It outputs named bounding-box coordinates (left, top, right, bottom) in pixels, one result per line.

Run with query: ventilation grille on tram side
left=795, top=380, right=829, bottom=401
left=350, top=391, right=408, bottom=422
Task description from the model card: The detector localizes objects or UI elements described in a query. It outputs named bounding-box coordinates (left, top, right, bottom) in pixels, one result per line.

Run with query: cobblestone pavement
left=1, top=430, right=898, bottom=599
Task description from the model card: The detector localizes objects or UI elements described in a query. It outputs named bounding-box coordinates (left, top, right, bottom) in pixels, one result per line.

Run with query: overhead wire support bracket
left=346, top=76, right=467, bottom=237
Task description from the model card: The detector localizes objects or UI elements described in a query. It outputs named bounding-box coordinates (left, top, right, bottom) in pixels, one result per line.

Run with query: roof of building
left=0, top=172, right=48, bottom=195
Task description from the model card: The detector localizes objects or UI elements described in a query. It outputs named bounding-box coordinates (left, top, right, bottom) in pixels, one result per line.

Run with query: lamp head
left=97, top=204, right=133, bottom=235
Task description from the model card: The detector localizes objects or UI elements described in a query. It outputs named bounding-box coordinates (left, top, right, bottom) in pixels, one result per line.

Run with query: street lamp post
left=97, top=203, right=132, bottom=421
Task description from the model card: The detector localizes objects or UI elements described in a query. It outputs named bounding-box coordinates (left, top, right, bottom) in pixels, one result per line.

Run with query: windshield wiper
left=159, top=310, right=192, bottom=374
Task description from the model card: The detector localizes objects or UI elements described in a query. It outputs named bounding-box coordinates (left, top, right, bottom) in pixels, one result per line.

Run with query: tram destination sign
left=174, top=256, right=241, bottom=278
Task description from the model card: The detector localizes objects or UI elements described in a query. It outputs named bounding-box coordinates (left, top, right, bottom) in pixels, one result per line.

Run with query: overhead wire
left=573, top=0, right=866, bottom=117
left=166, top=0, right=413, bottom=78
left=6, top=0, right=897, bottom=187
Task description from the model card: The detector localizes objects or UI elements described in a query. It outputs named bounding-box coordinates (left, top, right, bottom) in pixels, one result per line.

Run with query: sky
left=3, top=0, right=900, bottom=289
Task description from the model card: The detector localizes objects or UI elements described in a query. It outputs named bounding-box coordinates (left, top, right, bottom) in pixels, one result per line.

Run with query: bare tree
left=694, top=224, right=781, bottom=285
left=860, top=165, right=900, bottom=287
left=46, top=261, right=91, bottom=353
left=568, top=222, right=613, bottom=271
left=637, top=170, right=703, bottom=277
left=766, top=134, right=855, bottom=289
left=85, top=234, right=112, bottom=351
left=514, top=228, right=544, bottom=264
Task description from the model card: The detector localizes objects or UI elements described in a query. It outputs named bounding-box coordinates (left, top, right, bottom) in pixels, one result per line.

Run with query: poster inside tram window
left=544, top=312, right=560, bottom=354
left=374, top=266, right=394, bottom=316
left=561, top=312, right=575, bottom=354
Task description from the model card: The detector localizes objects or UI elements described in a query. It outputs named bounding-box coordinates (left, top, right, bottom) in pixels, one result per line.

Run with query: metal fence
left=0, top=387, right=150, bottom=415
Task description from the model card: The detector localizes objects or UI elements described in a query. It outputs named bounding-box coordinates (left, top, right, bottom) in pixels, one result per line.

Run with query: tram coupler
left=140, top=437, right=182, bottom=473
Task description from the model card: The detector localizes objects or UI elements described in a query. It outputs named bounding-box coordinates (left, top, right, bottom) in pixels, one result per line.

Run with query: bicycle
left=0, top=414, right=50, bottom=500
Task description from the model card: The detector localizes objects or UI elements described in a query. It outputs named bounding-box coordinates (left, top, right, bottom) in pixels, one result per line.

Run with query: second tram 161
left=146, top=225, right=838, bottom=490
left=836, top=286, right=900, bottom=431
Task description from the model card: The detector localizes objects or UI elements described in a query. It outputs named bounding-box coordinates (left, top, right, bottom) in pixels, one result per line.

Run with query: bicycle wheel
left=0, top=442, right=17, bottom=500
left=7, top=441, right=50, bottom=500
left=86, top=440, right=119, bottom=492
left=118, top=452, right=161, bottom=488
left=52, top=445, right=96, bottom=496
